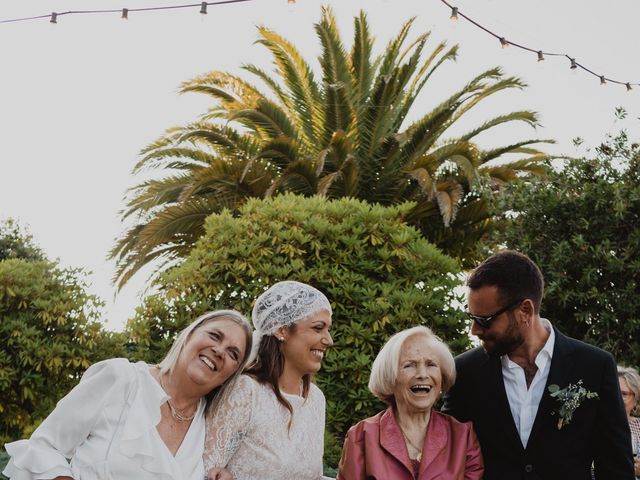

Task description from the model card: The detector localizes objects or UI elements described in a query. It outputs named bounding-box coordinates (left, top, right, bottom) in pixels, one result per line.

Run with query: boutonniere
left=548, top=380, right=599, bottom=430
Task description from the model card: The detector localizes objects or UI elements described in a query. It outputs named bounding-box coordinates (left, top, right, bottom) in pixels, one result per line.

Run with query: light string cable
left=440, top=0, right=637, bottom=91
left=0, top=0, right=258, bottom=25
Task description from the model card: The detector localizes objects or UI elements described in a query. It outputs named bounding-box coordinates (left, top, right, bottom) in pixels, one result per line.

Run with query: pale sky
left=1, top=0, right=638, bottom=331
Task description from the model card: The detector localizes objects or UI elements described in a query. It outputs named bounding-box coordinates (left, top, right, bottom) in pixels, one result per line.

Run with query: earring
left=277, top=336, right=284, bottom=342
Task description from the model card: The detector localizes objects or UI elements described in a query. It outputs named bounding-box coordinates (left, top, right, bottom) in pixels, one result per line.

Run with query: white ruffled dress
left=3, top=358, right=206, bottom=480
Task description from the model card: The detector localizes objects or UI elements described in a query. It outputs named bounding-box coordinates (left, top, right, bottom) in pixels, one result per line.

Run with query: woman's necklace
left=159, top=374, right=197, bottom=422
left=399, top=425, right=424, bottom=462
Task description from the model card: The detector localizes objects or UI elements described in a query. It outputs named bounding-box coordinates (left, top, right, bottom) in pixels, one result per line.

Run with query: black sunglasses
left=464, top=299, right=523, bottom=329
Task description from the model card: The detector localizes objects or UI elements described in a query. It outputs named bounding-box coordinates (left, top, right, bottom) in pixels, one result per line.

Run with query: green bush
left=0, top=227, right=126, bottom=444
left=0, top=219, right=44, bottom=262
left=127, top=194, right=468, bottom=466
left=0, top=449, right=8, bottom=479
left=495, top=130, right=640, bottom=366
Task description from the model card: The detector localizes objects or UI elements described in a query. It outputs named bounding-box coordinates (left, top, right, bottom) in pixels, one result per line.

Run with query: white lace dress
left=204, top=374, right=326, bottom=480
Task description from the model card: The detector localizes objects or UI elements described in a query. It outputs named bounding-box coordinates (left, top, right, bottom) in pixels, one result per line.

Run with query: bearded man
left=442, top=250, right=634, bottom=480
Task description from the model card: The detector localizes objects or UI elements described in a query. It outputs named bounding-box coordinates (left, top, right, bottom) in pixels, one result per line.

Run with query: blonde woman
left=4, top=310, right=252, bottom=480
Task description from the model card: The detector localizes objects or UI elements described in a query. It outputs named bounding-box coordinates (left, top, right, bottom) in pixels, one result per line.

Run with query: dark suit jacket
left=442, top=327, right=634, bottom=480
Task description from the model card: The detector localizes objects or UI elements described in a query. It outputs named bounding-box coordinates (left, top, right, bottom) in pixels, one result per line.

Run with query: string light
left=0, top=0, right=256, bottom=25
left=438, top=0, right=638, bottom=92
left=1, top=0, right=636, bottom=92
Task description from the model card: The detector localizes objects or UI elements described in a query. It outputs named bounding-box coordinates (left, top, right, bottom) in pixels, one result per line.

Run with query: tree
left=494, top=129, right=640, bottom=366
left=112, top=7, right=552, bottom=288
left=0, top=221, right=125, bottom=443
left=0, top=219, right=44, bottom=262
left=125, top=194, right=468, bottom=465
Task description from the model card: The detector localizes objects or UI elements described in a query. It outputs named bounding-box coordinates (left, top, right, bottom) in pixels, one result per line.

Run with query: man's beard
left=479, top=314, right=524, bottom=357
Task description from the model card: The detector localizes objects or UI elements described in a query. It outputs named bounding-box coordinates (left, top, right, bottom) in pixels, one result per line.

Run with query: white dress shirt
left=501, top=319, right=555, bottom=448
left=3, top=359, right=206, bottom=480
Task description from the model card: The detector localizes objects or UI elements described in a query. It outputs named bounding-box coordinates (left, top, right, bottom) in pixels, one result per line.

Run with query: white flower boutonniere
left=548, top=380, right=599, bottom=430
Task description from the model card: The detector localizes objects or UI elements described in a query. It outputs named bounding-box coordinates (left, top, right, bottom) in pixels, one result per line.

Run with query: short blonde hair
left=368, top=326, right=456, bottom=405
left=618, top=365, right=640, bottom=417
left=158, top=310, right=253, bottom=412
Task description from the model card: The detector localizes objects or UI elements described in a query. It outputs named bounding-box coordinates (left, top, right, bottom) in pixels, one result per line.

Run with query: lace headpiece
left=248, top=281, right=332, bottom=362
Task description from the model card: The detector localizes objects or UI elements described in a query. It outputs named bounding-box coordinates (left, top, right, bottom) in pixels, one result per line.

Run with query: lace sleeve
left=203, top=374, right=255, bottom=471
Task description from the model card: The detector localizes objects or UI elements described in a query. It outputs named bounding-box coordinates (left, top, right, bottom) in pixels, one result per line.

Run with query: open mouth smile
left=409, top=384, right=433, bottom=395
left=200, top=355, right=218, bottom=372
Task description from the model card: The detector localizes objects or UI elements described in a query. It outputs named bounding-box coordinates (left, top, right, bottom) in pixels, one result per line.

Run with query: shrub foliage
left=0, top=221, right=124, bottom=443
left=495, top=131, right=640, bottom=366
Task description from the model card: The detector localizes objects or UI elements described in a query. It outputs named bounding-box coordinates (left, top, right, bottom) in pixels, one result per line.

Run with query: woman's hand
left=208, top=467, right=234, bottom=480
left=633, top=456, right=640, bottom=477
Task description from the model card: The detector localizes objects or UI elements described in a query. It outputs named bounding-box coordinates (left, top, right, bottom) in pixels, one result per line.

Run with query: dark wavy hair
left=244, top=324, right=311, bottom=429
left=467, top=249, right=545, bottom=313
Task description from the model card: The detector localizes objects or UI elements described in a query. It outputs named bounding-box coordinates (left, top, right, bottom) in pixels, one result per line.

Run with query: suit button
left=524, top=464, right=533, bottom=473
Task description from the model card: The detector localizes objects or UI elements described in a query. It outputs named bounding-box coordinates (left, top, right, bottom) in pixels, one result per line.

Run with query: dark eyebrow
left=314, top=320, right=333, bottom=328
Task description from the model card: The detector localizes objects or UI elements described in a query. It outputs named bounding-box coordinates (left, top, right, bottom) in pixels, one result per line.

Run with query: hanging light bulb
left=600, top=76, right=606, bottom=85
left=626, top=83, right=632, bottom=91
left=569, top=58, right=577, bottom=69
left=287, top=0, right=296, bottom=3
left=121, top=8, right=128, bottom=19
left=50, top=12, right=57, bottom=23
left=537, top=51, right=544, bottom=62
left=450, top=7, right=459, bottom=20
left=200, top=2, right=208, bottom=14
left=499, top=37, right=509, bottom=48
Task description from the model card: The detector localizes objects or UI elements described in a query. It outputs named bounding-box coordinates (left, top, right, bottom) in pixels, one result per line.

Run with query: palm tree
left=112, top=7, right=552, bottom=289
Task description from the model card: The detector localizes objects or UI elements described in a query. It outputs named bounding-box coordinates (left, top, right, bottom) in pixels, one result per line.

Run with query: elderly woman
left=3, top=310, right=252, bottom=480
left=338, top=326, right=483, bottom=480
left=618, top=366, right=640, bottom=478
left=204, top=281, right=334, bottom=480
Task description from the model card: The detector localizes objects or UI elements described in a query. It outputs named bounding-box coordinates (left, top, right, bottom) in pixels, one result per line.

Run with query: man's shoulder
left=557, top=330, right=614, bottom=362
left=455, top=346, right=492, bottom=369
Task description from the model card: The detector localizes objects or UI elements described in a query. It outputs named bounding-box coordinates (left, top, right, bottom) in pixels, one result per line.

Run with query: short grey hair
left=157, top=310, right=253, bottom=412
left=368, top=325, right=456, bottom=405
left=618, top=365, right=640, bottom=416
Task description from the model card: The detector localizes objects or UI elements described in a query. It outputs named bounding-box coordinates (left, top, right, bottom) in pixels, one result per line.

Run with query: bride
left=205, top=281, right=334, bottom=480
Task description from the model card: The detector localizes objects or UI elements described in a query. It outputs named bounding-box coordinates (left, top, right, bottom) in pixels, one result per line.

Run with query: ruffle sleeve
left=203, top=374, right=255, bottom=471
left=2, top=358, right=134, bottom=480
left=115, top=361, right=205, bottom=480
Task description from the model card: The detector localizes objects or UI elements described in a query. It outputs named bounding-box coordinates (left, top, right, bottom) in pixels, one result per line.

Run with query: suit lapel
left=379, top=407, right=414, bottom=476
left=527, top=327, right=575, bottom=448
left=485, top=352, right=525, bottom=453
left=418, top=412, right=446, bottom=477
